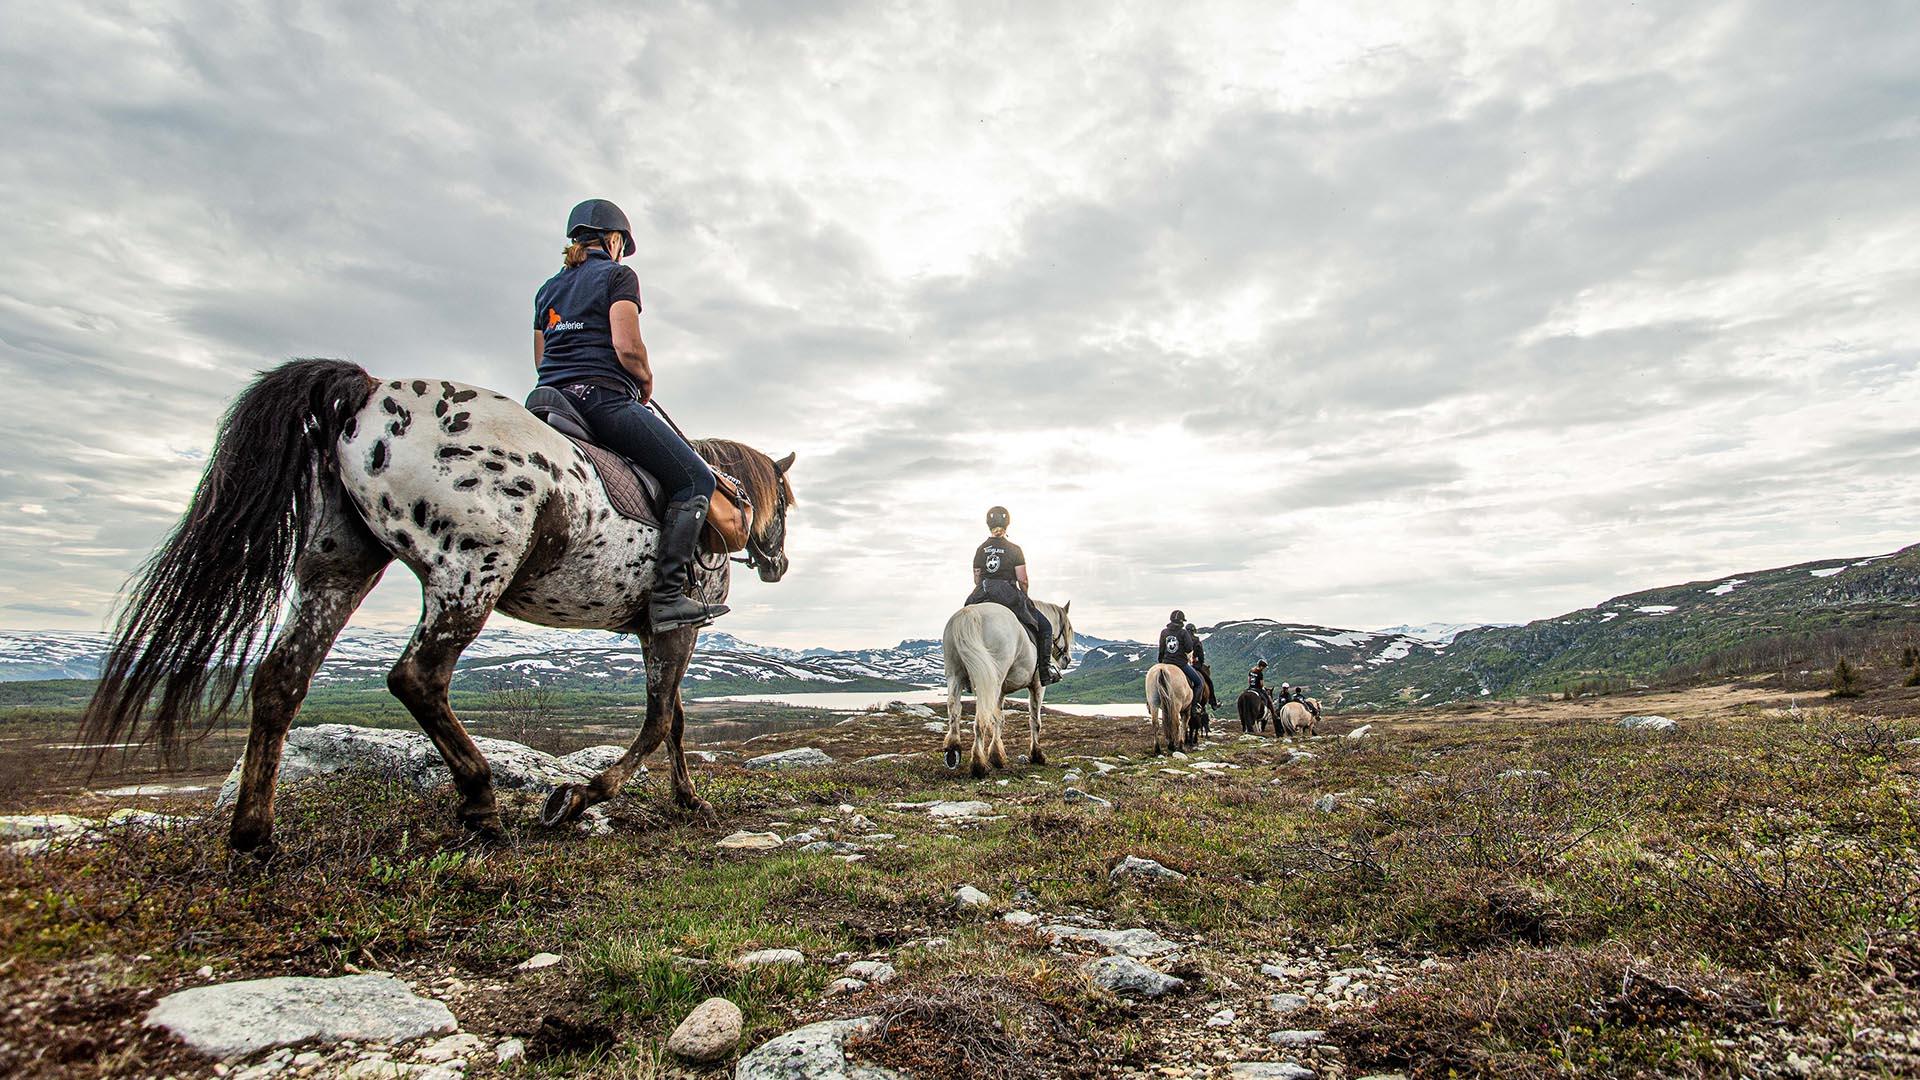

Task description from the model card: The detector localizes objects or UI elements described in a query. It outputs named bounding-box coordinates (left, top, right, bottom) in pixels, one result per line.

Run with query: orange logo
left=546, top=308, right=562, bottom=329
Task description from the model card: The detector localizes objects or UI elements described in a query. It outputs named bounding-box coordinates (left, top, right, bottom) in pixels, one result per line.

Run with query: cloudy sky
left=2, top=1, right=1917, bottom=649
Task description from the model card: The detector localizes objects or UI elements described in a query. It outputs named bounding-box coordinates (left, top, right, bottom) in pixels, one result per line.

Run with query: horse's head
left=1041, top=599, right=1074, bottom=671
left=695, top=440, right=796, bottom=583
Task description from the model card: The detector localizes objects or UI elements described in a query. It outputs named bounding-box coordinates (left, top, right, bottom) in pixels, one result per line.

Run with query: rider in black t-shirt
left=1248, top=658, right=1273, bottom=709
left=1155, top=610, right=1205, bottom=705
left=964, top=506, right=1058, bottom=685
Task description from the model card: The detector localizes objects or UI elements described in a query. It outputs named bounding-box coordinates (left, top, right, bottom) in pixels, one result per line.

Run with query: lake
left=692, top=689, right=1149, bottom=718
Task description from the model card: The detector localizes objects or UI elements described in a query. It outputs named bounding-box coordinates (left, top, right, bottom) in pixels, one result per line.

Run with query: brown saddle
left=526, top=386, right=664, bottom=527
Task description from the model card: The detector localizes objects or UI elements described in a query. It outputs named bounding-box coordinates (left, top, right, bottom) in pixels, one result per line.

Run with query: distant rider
left=1248, top=658, right=1273, bottom=710
left=965, top=506, right=1059, bottom=685
left=533, top=198, right=724, bottom=632
left=1187, top=621, right=1217, bottom=712
left=1291, top=683, right=1323, bottom=721
left=1155, top=610, right=1205, bottom=706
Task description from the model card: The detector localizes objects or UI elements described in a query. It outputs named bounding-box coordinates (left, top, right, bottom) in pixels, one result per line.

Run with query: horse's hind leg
left=943, top=676, right=966, bottom=770
left=970, top=682, right=1002, bottom=778
left=231, top=511, right=388, bottom=853
left=545, top=626, right=698, bottom=826
left=388, top=580, right=507, bottom=840
left=1025, top=682, right=1046, bottom=766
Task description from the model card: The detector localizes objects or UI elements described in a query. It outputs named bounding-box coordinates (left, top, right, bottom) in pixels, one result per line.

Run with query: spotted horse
left=80, top=359, right=796, bottom=853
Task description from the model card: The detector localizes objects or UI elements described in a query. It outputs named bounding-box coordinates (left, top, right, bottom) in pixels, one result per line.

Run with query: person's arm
left=533, top=330, right=544, bottom=372
left=1015, top=565, right=1030, bottom=592
left=609, top=299, right=652, bottom=401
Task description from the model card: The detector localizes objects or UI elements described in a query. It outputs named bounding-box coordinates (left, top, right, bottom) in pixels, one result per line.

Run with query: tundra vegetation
left=2, top=672, right=1919, bottom=1077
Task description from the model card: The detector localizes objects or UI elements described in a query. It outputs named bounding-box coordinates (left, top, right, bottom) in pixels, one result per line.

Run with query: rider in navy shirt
left=965, top=506, right=1059, bottom=685
left=533, top=198, right=723, bottom=632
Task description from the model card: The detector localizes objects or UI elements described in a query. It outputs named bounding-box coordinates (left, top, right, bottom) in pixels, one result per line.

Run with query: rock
left=735, top=1015, right=909, bottom=1080
left=1312, top=795, right=1339, bottom=813
left=1619, top=715, right=1677, bottom=731
left=1083, top=955, right=1184, bottom=998
left=746, top=747, right=836, bottom=769
left=848, top=814, right=877, bottom=831
left=1002, top=910, right=1039, bottom=926
left=516, top=952, right=562, bottom=971
left=1498, top=769, right=1552, bottom=782
left=1268, top=993, right=1310, bottom=1016
left=1109, top=855, right=1188, bottom=884
left=144, top=975, right=456, bottom=1060
left=1345, top=725, right=1372, bottom=739
left=846, top=961, right=896, bottom=984
left=738, top=948, right=807, bottom=967
left=855, top=752, right=911, bottom=764
left=717, top=831, right=784, bottom=851
left=955, top=885, right=992, bottom=907
left=799, top=841, right=864, bottom=855
left=415, top=1033, right=485, bottom=1063
left=1286, top=751, right=1316, bottom=763
left=666, top=997, right=744, bottom=1062
left=1230, top=1065, right=1316, bottom=1079
left=1207, top=1008, right=1236, bottom=1027
left=1260, top=964, right=1289, bottom=979
left=827, top=977, right=867, bottom=995
left=928, top=800, right=994, bottom=819
left=557, top=745, right=627, bottom=773
left=1062, top=788, right=1112, bottom=809
left=213, top=724, right=634, bottom=808
left=494, top=1038, right=525, bottom=1063
left=1091, top=761, right=1118, bottom=774
left=1355, top=1074, right=1410, bottom=1079
left=1267, top=1029, right=1327, bottom=1048
left=1043, top=925, right=1181, bottom=958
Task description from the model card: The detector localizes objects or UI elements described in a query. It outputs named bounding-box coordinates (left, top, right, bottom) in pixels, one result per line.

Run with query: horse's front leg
left=943, top=675, right=966, bottom=770
left=1026, top=679, right=1046, bottom=766
left=542, top=627, right=692, bottom=827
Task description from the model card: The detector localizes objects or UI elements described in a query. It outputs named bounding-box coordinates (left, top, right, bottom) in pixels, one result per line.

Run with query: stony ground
left=4, top=679, right=1920, bottom=1078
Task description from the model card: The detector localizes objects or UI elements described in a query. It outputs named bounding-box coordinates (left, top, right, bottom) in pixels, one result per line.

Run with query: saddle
left=526, top=386, right=664, bottom=527
left=524, top=387, right=754, bottom=553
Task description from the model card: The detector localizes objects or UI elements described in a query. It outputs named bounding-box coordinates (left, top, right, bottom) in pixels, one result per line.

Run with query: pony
left=940, top=600, right=1073, bottom=776
left=1144, top=663, right=1192, bottom=755
left=79, top=359, right=796, bottom=853
left=1277, top=699, right=1319, bottom=737
left=1235, top=688, right=1271, bottom=734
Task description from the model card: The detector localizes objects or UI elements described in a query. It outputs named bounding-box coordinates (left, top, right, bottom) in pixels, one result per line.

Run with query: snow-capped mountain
left=1369, top=622, right=1497, bottom=645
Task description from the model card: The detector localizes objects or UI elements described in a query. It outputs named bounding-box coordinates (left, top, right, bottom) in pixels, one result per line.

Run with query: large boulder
left=1043, top=925, right=1181, bottom=958
left=1082, top=956, right=1184, bottom=998
left=214, top=725, right=636, bottom=808
left=745, top=747, right=835, bottom=770
left=144, top=974, right=455, bottom=1060
left=1618, top=715, right=1677, bottom=731
left=666, top=997, right=744, bottom=1063
left=735, top=1015, right=911, bottom=1080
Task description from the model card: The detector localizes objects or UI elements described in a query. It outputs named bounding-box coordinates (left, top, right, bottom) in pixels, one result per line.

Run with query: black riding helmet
left=1170, top=609, right=1185, bottom=623
left=986, top=506, right=1010, bottom=530
left=566, top=198, right=635, bottom=257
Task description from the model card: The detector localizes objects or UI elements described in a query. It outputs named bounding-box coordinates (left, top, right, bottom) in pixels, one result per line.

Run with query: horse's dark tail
left=81, top=359, right=376, bottom=765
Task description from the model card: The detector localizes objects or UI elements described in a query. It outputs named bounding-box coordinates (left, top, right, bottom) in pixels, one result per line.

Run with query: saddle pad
left=567, top=436, right=662, bottom=527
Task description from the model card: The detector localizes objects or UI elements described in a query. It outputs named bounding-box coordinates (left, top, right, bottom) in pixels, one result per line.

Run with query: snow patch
left=1809, top=566, right=1846, bottom=578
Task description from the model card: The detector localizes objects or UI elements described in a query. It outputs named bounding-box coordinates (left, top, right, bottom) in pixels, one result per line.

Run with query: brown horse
left=80, top=360, right=797, bottom=853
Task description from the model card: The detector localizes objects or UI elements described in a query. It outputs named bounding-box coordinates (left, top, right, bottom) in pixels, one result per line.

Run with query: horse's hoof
left=540, top=785, right=587, bottom=827
left=678, top=798, right=718, bottom=824
left=1028, top=748, right=1047, bottom=766
left=944, top=748, right=961, bottom=770
left=969, top=758, right=988, bottom=780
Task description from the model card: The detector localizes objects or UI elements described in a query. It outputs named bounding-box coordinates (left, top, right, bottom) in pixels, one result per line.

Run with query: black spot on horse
left=506, top=452, right=525, bottom=466
left=411, top=380, right=428, bottom=396
left=482, top=460, right=506, bottom=473
left=435, top=400, right=448, bottom=418
left=454, top=477, right=479, bottom=490
left=438, top=445, right=474, bottom=459
left=388, top=380, right=403, bottom=390
left=319, top=537, right=336, bottom=552
left=440, top=381, right=456, bottom=398
left=451, top=389, right=478, bottom=403
left=411, top=500, right=429, bottom=528
left=369, top=441, right=389, bottom=474
left=379, top=494, right=399, bottom=516
left=445, top=412, right=471, bottom=434
left=440, top=534, right=454, bottom=552
left=458, top=538, right=484, bottom=551
left=343, top=416, right=358, bottom=439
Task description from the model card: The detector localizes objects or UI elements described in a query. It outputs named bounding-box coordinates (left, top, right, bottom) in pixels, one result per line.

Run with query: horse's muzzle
left=756, top=552, right=789, bottom=582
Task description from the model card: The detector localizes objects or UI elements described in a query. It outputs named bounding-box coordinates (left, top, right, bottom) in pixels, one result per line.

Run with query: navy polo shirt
left=533, top=248, right=644, bottom=393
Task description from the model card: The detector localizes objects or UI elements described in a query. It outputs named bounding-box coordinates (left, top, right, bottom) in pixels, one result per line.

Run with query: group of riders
left=536, top=196, right=1321, bottom=727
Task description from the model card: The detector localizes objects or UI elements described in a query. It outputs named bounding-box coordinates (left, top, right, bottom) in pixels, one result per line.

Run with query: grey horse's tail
left=81, top=359, right=376, bottom=765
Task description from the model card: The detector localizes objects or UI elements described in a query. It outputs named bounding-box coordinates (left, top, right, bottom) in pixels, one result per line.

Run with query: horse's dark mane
left=693, top=439, right=793, bottom=539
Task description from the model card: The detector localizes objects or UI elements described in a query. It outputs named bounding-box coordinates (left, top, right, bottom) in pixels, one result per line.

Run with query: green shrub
left=1830, top=658, right=1863, bottom=698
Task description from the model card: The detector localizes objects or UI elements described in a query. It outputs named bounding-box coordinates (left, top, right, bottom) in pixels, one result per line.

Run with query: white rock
left=415, top=1032, right=485, bottom=1063
left=1230, top=1064, right=1316, bottom=1079
left=557, top=745, right=628, bottom=773
left=1062, top=788, right=1113, bottom=809
left=213, top=725, right=639, bottom=808
left=516, top=952, right=562, bottom=971
left=717, top=831, right=784, bottom=851
left=494, top=1038, right=525, bottom=1063
left=736, top=1016, right=908, bottom=1080
left=665, top=997, right=743, bottom=1062
left=955, top=885, right=992, bottom=907
left=1619, top=715, right=1677, bottom=731
left=746, top=747, right=835, bottom=769
left=144, top=975, right=455, bottom=1060
left=1312, top=795, right=1339, bottom=813
left=846, top=960, right=896, bottom=984
left=1207, top=1008, right=1237, bottom=1027
left=827, top=977, right=867, bottom=995
left=1268, top=1029, right=1327, bottom=1047
left=1268, top=993, right=1310, bottom=1016
left=1002, top=910, right=1040, bottom=926
left=1083, top=955, right=1184, bottom=998
left=1110, top=855, right=1188, bottom=884
left=928, top=800, right=994, bottom=819
left=738, top=948, right=806, bottom=967
left=1043, top=925, right=1181, bottom=958
left=1346, top=725, right=1372, bottom=739
left=1091, top=761, right=1118, bottom=774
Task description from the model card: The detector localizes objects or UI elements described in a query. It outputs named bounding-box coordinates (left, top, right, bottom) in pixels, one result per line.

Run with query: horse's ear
left=1063, top=600, right=1071, bottom=613
left=774, top=452, right=796, bottom=474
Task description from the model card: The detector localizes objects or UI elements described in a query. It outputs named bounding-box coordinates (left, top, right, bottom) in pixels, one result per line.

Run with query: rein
left=651, top=400, right=778, bottom=574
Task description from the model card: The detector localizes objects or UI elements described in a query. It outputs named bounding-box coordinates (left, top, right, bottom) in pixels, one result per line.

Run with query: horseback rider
left=1248, top=658, right=1273, bottom=710
left=1156, top=610, right=1205, bottom=706
left=1187, top=621, right=1217, bottom=712
left=1291, top=683, right=1324, bottom=721
left=964, top=506, right=1060, bottom=685
left=533, top=198, right=724, bottom=633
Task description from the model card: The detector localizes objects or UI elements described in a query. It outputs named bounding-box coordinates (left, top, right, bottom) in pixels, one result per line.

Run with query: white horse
left=1145, top=663, right=1192, bottom=755
left=940, top=600, right=1073, bottom=777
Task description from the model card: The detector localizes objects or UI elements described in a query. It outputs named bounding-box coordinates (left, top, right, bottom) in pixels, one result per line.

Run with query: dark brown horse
left=80, top=360, right=796, bottom=853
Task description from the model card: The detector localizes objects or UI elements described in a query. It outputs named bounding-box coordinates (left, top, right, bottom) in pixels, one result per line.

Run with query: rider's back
left=534, top=251, right=642, bottom=395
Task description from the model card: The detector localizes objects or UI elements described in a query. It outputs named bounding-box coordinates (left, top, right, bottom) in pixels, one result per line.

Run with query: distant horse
left=80, top=360, right=796, bottom=853
left=941, top=600, right=1074, bottom=776
left=1145, top=663, right=1192, bottom=755
left=1277, top=699, right=1320, bottom=737
left=1236, top=689, right=1271, bottom=734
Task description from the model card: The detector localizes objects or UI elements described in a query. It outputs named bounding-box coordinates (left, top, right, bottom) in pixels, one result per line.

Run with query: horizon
left=4, top=4, right=1919, bottom=651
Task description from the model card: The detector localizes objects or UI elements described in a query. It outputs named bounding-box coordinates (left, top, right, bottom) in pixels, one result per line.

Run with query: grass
left=4, top=687, right=1920, bottom=1077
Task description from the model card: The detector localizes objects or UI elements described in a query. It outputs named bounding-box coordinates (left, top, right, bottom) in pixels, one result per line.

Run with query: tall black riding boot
left=650, top=495, right=730, bottom=632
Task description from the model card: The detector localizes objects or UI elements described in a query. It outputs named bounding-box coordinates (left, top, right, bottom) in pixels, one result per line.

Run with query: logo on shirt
left=984, top=551, right=1003, bottom=574
left=545, top=307, right=584, bottom=332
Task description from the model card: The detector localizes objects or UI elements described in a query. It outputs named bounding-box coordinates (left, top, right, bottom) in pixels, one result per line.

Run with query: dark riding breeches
left=966, top=580, right=1051, bottom=672
left=567, top=384, right=716, bottom=504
